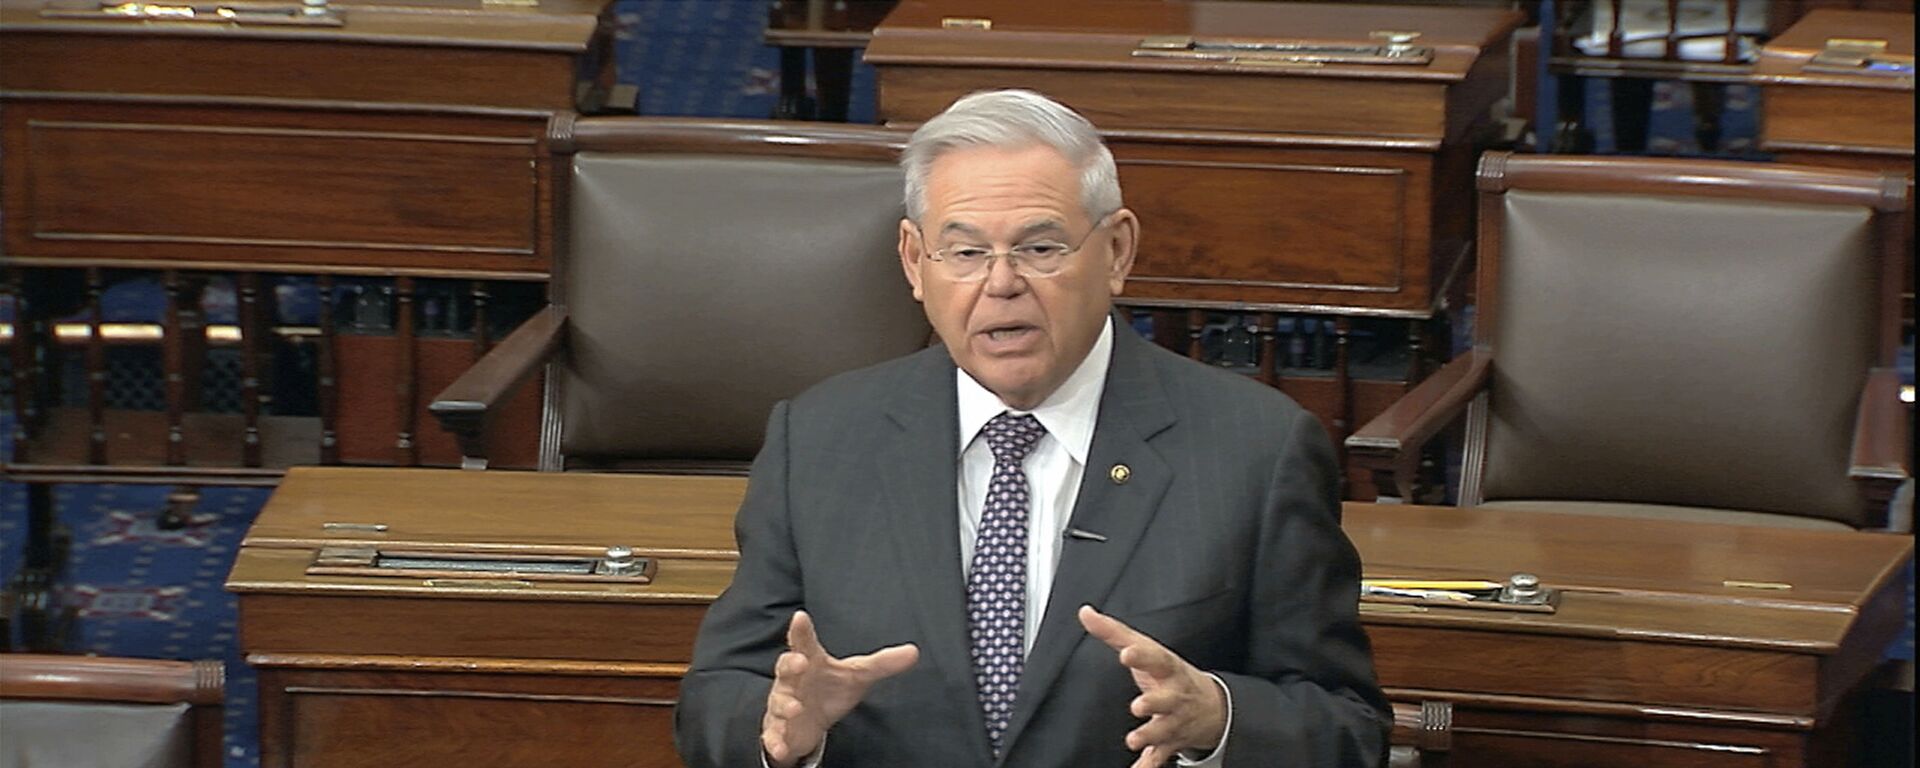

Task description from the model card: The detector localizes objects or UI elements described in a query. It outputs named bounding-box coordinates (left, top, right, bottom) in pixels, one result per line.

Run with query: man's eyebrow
left=938, top=221, right=985, bottom=239
left=935, top=219, right=1069, bottom=240
left=1015, top=219, right=1069, bottom=240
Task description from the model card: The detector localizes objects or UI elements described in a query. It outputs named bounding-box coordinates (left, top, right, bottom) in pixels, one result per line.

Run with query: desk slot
left=307, top=546, right=655, bottom=584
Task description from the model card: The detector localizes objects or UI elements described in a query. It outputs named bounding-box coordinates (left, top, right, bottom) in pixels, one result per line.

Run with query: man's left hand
left=1078, top=605, right=1227, bottom=768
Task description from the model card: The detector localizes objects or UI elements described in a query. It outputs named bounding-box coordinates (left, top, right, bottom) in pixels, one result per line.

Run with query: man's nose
left=981, top=255, right=1027, bottom=297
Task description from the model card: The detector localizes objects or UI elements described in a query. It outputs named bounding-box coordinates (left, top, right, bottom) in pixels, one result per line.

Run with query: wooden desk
left=1754, top=9, right=1915, bottom=323
left=231, top=469, right=1912, bottom=767
left=229, top=467, right=741, bottom=768
left=1, top=0, right=595, bottom=648
left=865, top=1, right=1521, bottom=495
left=1352, top=503, right=1912, bottom=767
left=0, top=0, right=611, bottom=277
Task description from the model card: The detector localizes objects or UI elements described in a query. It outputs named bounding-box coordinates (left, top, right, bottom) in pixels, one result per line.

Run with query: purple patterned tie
left=967, top=412, right=1047, bottom=757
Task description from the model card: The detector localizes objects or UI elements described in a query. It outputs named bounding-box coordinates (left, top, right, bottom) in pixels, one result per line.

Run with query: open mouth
left=980, top=324, right=1036, bottom=341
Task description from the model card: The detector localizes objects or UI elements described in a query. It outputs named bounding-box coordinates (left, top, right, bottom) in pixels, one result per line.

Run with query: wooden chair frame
left=428, top=114, right=913, bottom=471
left=0, top=653, right=225, bottom=768
left=1346, top=151, right=1910, bottom=528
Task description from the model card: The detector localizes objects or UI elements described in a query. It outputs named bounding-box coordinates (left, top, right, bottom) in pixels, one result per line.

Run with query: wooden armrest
left=0, top=654, right=223, bottom=705
left=1851, top=367, right=1909, bottom=481
left=428, top=305, right=568, bottom=468
left=1849, top=367, right=1910, bottom=530
left=1347, top=349, right=1491, bottom=459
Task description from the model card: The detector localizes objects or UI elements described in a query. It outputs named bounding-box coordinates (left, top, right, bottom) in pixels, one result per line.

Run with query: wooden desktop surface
left=231, top=468, right=1912, bottom=767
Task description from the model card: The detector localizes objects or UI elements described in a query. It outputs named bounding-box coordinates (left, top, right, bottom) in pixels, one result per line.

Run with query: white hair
left=901, top=89, right=1122, bottom=224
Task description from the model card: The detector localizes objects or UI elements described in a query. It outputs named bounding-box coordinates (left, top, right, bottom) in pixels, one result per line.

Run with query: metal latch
left=1134, top=31, right=1432, bottom=67
left=40, top=0, right=343, bottom=25
left=308, top=545, right=656, bottom=584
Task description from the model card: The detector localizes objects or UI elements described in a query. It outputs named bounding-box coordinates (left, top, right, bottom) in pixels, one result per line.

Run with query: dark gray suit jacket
left=675, top=328, right=1390, bottom=767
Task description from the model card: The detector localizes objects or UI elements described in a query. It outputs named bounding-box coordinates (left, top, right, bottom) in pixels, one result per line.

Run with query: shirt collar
left=957, top=316, right=1113, bottom=466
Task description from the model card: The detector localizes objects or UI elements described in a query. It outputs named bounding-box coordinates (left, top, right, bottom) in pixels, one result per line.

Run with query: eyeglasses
left=915, top=215, right=1111, bottom=282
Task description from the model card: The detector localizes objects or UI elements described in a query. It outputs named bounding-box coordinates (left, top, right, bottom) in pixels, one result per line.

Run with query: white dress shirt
left=954, top=318, right=1112, bottom=651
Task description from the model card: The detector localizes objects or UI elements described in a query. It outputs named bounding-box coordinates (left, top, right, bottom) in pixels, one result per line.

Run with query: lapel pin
left=1067, top=527, right=1108, bottom=542
left=1109, top=464, right=1131, bottom=485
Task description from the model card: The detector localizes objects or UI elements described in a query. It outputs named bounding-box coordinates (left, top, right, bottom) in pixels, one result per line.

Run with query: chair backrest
left=0, top=654, right=224, bottom=768
left=1468, top=153, right=1905, bottom=527
left=547, top=117, right=930, bottom=469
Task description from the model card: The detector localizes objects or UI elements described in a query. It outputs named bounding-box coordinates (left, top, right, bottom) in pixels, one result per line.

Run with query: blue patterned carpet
left=0, top=482, right=269, bottom=767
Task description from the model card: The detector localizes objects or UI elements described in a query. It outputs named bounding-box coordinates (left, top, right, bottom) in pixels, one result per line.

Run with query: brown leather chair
left=0, top=654, right=224, bottom=768
left=1348, top=152, right=1910, bottom=530
left=430, top=116, right=930, bottom=471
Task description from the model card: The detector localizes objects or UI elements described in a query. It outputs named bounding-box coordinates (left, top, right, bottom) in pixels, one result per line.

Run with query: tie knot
left=983, top=412, right=1046, bottom=463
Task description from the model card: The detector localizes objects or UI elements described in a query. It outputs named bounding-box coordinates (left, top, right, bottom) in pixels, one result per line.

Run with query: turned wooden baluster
left=1664, top=0, right=1680, bottom=60
left=162, top=270, right=186, bottom=466
left=85, top=268, right=107, bottom=465
left=1606, top=0, right=1624, bottom=57
left=1406, top=318, right=1427, bottom=383
left=1723, top=0, right=1739, bottom=64
left=471, top=280, right=493, bottom=355
left=394, top=277, right=419, bottom=466
left=1185, top=309, right=1205, bottom=361
left=1253, top=312, right=1278, bottom=387
left=1331, top=316, right=1353, bottom=441
left=5, top=270, right=32, bottom=463
left=317, top=275, right=339, bottom=465
left=238, top=272, right=263, bottom=467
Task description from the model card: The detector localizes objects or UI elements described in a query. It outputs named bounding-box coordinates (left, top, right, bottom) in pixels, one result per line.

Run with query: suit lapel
left=875, top=346, right=995, bottom=764
left=998, top=330, right=1178, bottom=760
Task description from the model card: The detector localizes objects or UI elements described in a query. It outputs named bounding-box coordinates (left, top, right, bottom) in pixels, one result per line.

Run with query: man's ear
left=1104, top=208, right=1140, bottom=295
left=898, top=218, right=926, bottom=302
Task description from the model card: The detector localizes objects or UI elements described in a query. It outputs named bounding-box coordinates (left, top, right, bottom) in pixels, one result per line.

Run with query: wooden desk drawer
left=257, top=665, right=683, bottom=768
left=2, top=100, right=553, bottom=277
left=1110, top=140, right=1447, bottom=313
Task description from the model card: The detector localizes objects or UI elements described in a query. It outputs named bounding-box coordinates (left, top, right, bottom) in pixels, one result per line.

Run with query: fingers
left=1077, top=605, right=1146, bottom=653
left=1129, top=690, right=1179, bottom=719
left=1080, top=606, right=1180, bottom=681
left=1126, top=714, right=1180, bottom=751
left=1128, top=744, right=1172, bottom=768
left=848, top=642, right=921, bottom=681
left=786, top=610, right=824, bottom=658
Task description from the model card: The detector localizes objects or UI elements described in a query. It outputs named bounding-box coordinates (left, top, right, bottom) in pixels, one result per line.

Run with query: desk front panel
left=254, top=664, right=683, bottom=768
left=1109, top=140, right=1457, bottom=314
left=1, top=100, right=553, bottom=277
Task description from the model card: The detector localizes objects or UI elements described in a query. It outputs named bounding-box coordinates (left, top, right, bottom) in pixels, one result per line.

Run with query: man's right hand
left=762, top=610, right=920, bottom=768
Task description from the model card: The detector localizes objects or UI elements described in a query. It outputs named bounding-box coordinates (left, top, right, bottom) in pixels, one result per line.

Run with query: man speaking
left=675, top=89, right=1389, bottom=768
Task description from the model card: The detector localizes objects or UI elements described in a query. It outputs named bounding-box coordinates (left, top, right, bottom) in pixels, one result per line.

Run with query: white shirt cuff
left=1174, top=673, right=1233, bottom=767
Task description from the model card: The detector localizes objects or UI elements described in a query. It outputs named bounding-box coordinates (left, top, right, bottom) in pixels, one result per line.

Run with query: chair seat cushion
left=1476, top=499, right=1857, bottom=531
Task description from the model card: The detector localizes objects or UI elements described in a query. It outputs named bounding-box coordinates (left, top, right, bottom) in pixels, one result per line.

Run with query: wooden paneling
left=1112, top=143, right=1434, bottom=311
left=256, top=666, right=683, bottom=768
left=2, top=101, right=549, bottom=276
left=235, top=566, right=726, bottom=662
left=0, top=35, right=581, bottom=111
left=876, top=65, right=1452, bottom=140
left=1371, top=623, right=1821, bottom=713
